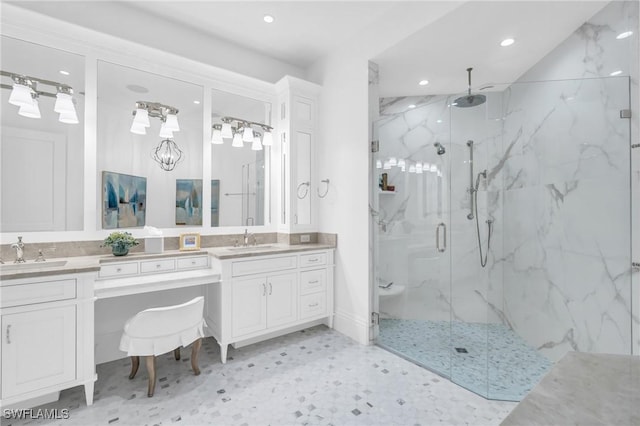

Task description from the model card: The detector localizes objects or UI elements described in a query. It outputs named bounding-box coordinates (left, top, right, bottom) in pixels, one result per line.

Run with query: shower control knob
left=632, top=262, right=640, bottom=271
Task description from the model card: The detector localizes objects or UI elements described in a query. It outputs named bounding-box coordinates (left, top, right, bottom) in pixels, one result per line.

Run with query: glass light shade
left=54, top=93, right=75, bottom=113
left=9, top=84, right=33, bottom=107
left=159, top=122, right=174, bottom=138
left=423, top=162, right=431, bottom=171
left=130, top=121, right=147, bottom=135
left=376, top=160, right=382, bottom=169
left=132, top=108, right=150, bottom=127
left=397, top=159, right=406, bottom=168
left=430, top=165, right=437, bottom=172
left=211, top=128, right=223, bottom=144
left=242, top=125, right=254, bottom=142
left=18, top=99, right=41, bottom=119
left=221, top=122, right=233, bottom=138
left=58, top=110, right=79, bottom=124
left=383, top=161, right=391, bottom=170
left=262, top=131, right=273, bottom=146
left=401, top=165, right=406, bottom=172
left=389, top=157, right=397, bottom=167
left=409, top=164, right=416, bottom=173
left=232, top=132, right=244, bottom=147
left=251, top=134, right=263, bottom=151
left=415, top=162, right=423, bottom=173
left=164, top=113, right=180, bottom=131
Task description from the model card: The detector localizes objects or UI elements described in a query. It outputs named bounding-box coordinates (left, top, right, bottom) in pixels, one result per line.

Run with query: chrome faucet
left=11, top=236, right=25, bottom=263
left=243, top=229, right=255, bottom=247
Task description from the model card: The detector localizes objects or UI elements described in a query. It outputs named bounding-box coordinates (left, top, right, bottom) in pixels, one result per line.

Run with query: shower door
left=372, top=98, right=453, bottom=379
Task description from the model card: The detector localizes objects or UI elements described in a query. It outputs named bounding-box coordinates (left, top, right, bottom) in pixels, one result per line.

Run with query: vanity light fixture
left=397, top=158, right=406, bottom=168
left=389, top=157, right=397, bottom=167
left=1, top=70, right=79, bottom=123
left=415, top=162, right=423, bottom=174
left=211, top=116, right=273, bottom=150
left=408, top=164, right=416, bottom=173
left=130, top=101, right=180, bottom=138
left=211, top=124, right=223, bottom=144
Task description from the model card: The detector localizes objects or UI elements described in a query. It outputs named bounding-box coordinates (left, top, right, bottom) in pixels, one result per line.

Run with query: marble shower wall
left=499, top=0, right=637, bottom=361
left=375, top=0, right=637, bottom=362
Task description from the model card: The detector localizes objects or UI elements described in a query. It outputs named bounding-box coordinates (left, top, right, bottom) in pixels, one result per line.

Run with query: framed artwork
left=179, top=233, right=200, bottom=251
left=102, top=171, right=146, bottom=229
left=176, top=179, right=203, bottom=225
left=211, top=179, right=220, bottom=227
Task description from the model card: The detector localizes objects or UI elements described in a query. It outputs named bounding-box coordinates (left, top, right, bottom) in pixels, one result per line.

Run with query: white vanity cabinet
left=207, top=249, right=334, bottom=363
left=0, top=272, right=97, bottom=409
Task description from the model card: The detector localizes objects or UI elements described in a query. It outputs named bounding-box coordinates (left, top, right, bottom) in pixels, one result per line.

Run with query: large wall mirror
left=211, top=88, right=271, bottom=227
left=0, top=36, right=85, bottom=232
left=97, top=61, right=203, bottom=229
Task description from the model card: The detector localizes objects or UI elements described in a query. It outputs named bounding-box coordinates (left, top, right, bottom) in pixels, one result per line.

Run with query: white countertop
left=0, top=243, right=335, bottom=281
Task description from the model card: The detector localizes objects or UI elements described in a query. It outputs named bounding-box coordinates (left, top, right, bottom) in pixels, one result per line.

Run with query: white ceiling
left=9, top=1, right=610, bottom=97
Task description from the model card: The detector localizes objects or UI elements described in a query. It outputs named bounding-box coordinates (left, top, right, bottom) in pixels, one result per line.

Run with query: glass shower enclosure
left=372, top=76, right=632, bottom=401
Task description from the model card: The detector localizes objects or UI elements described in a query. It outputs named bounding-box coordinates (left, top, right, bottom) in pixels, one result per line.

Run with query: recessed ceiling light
left=610, top=70, right=623, bottom=76
left=126, top=84, right=149, bottom=94
left=193, top=100, right=201, bottom=105
left=436, top=119, right=442, bottom=123
left=408, top=104, right=416, bottom=109
left=500, top=38, right=515, bottom=47
left=616, top=31, right=633, bottom=40
left=418, top=80, right=429, bottom=86
left=59, top=70, right=70, bottom=76
left=263, top=14, right=274, bottom=23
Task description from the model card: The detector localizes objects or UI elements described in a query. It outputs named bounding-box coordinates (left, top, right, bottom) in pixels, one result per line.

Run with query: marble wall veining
left=374, top=0, right=637, bottom=366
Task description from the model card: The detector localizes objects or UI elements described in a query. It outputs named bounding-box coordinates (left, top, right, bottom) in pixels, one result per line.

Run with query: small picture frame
left=179, top=233, right=201, bottom=251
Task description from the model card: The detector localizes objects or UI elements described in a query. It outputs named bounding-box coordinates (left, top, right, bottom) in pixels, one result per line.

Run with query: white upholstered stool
left=119, top=296, right=206, bottom=397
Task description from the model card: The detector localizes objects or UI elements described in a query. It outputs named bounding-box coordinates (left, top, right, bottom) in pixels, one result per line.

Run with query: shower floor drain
left=455, top=347, right=468, bottom=353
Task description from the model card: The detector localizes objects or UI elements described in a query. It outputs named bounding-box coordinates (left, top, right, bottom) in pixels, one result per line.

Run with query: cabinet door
left=2, top=305, right=76, bottom=398
left=266, top=272, right=297, bottom=328
left=231, top=276, right=267, bottom=338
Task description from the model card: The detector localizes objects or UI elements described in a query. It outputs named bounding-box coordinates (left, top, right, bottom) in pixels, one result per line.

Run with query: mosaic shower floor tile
left=378, top=319, right=552, bottom=401
left=4, top=326, right=516, bottom=426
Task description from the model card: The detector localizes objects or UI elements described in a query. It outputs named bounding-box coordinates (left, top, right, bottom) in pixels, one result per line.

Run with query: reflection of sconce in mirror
left=152, top=138, right=183, bottom=171
left=1, top=70, right=79, bottom=123
left=211, top=116, right=273, bottom=150
left=317, top=179, right=330, bottom=198
left=130, top=101, right=180, bottom=138
left=296, top=181, right=310, bottom=199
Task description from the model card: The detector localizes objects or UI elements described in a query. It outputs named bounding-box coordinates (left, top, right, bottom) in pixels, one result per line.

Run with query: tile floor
left=5, top=326, right=517, bottom=426
left=378, top=319, right=552, bottom=401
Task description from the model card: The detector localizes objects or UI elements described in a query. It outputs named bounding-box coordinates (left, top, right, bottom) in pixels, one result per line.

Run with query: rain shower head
left=454, top=68, right=486, bottom=108
left=434, top=142, right=445, bottom=155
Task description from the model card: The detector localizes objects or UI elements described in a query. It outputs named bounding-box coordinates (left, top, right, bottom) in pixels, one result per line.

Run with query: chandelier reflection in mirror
left=1, top=70, right=79, bottom=123
left=130, top=101, right=183, bottom=171
left=211, top=116, right=273, bottom=151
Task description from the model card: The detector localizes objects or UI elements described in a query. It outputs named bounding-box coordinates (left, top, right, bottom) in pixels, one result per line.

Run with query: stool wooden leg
left=146, top=356, right=156, bottom=397
left=129, top=356, right=140, bottom=380
left=191, top=338, right=202, bottom=376
left=174, top=347, right=181, bottom=361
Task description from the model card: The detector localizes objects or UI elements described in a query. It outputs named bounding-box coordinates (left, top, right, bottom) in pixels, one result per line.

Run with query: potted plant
left=102, top=231, right=139, bottom=256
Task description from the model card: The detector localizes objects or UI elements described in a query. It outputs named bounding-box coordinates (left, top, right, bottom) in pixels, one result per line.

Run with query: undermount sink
left=0, top=260, right=68, bottom=272
left=227, top=245, right=274, bottom=252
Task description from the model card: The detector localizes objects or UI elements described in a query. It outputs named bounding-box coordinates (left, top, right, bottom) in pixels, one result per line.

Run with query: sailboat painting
left=102, top=171, right=147, bottom=229
left=176, top=179, right=203, bottom=225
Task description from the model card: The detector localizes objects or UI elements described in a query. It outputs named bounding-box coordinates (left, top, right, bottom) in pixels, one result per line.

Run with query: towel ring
left=317, top=179, right=330, bottom=198
left=297, top=181, right=310, bottom=199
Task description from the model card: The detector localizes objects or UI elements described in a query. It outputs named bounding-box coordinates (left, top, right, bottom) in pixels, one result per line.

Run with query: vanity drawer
left=299, top=269, right=326, bottom=295
left=177, top=256, right=209, bottom=270
left=232, top=255, right=297, bottom=277
left=299, top=252, right=327, bottom=268
left=299, top=292, right=326, bottom=320
left=99, top=262, right=138, bottom=278
left=1, top=279, right=76, bottom=308
left=141, top=258, right=176, bottom=274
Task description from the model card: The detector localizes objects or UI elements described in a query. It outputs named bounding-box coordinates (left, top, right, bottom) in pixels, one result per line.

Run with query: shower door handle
left=436, top=222, right=446, bottom=253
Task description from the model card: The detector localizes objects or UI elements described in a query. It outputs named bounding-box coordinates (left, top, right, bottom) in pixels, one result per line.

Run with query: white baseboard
left=333, top=309, right=369, bottom=345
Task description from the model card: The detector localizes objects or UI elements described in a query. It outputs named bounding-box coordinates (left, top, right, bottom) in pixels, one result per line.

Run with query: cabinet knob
left=191, top=261, right=196, bottom=265
left=156, top=264, right=161, bottom=268
left=309, top=303, right=319, bottom=308
left=308, top=258, right=318, bottom=262
left=116, top=268, right=122, bottom=272
left=308, top=280, right=319, bottom=284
